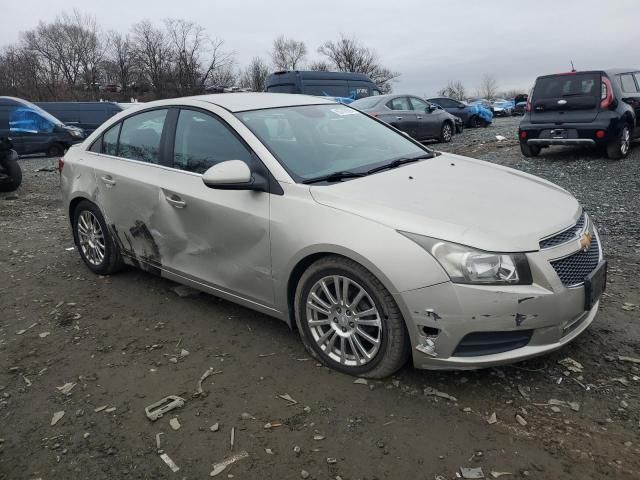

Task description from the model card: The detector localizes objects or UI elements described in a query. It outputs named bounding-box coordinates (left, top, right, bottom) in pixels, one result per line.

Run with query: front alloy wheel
left=294, top=256, right=409, bottom=378
left=306, top=275, right=382, bottom=366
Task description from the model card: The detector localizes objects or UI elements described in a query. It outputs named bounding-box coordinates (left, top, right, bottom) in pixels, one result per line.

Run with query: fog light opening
left=422, top=326, right=440, bottom=337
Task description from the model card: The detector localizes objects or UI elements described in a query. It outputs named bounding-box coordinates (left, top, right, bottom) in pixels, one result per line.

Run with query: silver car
left=60, top=93, right=606, bottom=378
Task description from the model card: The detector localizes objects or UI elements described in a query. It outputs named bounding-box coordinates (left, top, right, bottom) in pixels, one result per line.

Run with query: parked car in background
left=428, top=97, right=493, bottom=127
left=491, top=99, right=515, bottom=116
left=265, top=71, right=381, bottom=103
left=61, top=92, right=606, bottom=377
left=36, top=101, right=122, bottom=135
left=514, top=102, right=527, bottom=115
left=351, top=94, right=459, bottom=143
left=0, top=96, right=85, bottom=156
left=518, top=68, right=640, bottom=159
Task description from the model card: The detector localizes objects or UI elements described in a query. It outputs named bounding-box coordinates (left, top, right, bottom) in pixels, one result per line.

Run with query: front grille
left=539, top=214, right=586, bottom=249
left=452, top=330, right=533, bottom=357
left=550, top=234, right=600, bottom=287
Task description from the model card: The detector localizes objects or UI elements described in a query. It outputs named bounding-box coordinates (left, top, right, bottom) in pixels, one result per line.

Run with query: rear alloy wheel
left=520, top=141, right=541, bottom=158
left=73, top=200, right=124, bottom=275
left=294, top=256, right=409, bottom=378
left=440, top=122, right=453, bottom=143
left=606, top=125, right=631, bottom=160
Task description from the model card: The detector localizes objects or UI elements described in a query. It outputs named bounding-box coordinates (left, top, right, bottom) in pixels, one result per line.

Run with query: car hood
left=309, top=153, right=581, bottom=252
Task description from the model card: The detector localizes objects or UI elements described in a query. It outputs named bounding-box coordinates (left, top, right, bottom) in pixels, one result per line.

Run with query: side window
left=619, top=73, right=639, bottom=93
left=386, top=97, right=411, bottom=111
left=634, top=73, right=640, bottom=92
left=102, top=123, right=121, bottom=156
left=409, top=97, right=429, bottom=111
left=118, top=109, right=168, bottom=164
left=173, top=109, right=252, bottom=174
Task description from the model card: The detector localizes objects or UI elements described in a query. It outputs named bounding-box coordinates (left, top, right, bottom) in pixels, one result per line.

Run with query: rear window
left=266, top=84, right=296, bottom=93
left=533, top=73, right=600, bottom=99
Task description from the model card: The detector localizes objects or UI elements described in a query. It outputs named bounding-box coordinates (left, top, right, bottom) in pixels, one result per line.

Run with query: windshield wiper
left=366, top=154, right=434, bottom=175
left=303, top=171, right=366, bottom=184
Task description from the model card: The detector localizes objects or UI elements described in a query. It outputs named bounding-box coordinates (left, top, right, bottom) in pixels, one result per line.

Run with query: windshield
left=236, top=104, right=428, bottom=183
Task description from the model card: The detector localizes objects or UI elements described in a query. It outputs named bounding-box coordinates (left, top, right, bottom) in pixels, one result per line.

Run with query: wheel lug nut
left=341, top=327, right=347, bottom=332
left=333, top=317, right=338, bottom=323
left=349, top=322, right=354, bottom=328
left=336, top=308, right=341, bottom=313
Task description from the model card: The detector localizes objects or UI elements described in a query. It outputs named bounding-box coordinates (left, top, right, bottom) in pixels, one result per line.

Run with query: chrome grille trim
left=539, top=213, right=587, bottom=250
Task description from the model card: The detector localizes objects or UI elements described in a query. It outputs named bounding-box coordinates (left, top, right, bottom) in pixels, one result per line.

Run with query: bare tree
left=478, top=74, right=499, bottom=100
left=165, top=19, right=206, bottom=94
left=437, top=80, right=467, bottom=100
left=271, top=36, right=307, bottom=70
left=131, top=20, right=171, bottom=97
left=105, top=31, right=136, bottom=93
left=317, top=35, right=399, bottom=93
left=308, top=60, right=332, bottom=72
left=239, top=57, right=269, bottom=91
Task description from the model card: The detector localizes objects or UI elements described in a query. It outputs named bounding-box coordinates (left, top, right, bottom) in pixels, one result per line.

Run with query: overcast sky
left=3, top=0, right=639, bottom=96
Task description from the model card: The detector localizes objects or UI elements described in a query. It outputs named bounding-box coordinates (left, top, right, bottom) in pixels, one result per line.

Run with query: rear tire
left=0, top=156, right=22, bottom=192
left=520, top=142, right=541, bottom=158
left=72, top=200, right=124, bottom=275
left=440, top=122, right=453, bottom=143
left=606, top=124, right=631, bottom=160
left=294, top=255, right=410, bottom=379
left=470, top=115, right=481, bottom=128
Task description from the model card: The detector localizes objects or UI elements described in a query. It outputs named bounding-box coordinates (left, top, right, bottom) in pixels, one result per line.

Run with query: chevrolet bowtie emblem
left=579, top=232, right=593, bottom=251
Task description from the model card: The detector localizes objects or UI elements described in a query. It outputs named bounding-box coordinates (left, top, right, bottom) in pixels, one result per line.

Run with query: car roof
left=186, top=92, right=336, bottom=112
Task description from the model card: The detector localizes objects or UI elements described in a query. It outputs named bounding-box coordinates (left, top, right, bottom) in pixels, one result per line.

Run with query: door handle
left=417, top=116, right=423, bottom=120
left=165, top=195, right=187, bottom=209
left=396, top=116, right=403, bottom=120
left=101, top=175, right=116, bottom=187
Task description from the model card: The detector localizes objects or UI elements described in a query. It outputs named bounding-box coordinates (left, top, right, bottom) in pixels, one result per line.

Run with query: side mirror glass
left=202, top=160, right=252, bottom=188
left=427, top=104, right=437, bottom=113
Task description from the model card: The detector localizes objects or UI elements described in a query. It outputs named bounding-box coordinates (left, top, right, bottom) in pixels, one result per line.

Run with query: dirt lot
left=1, top=117, right=639, bottom=479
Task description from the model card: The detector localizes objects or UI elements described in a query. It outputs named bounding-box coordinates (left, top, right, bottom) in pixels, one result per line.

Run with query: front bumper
left=395, top=222, right=603, bottom=370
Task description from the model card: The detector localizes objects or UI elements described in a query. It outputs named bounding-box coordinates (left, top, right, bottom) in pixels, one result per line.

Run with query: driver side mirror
left=426, top=104, right=437, bottom=113
left=202, top=160, right=267, bottom=192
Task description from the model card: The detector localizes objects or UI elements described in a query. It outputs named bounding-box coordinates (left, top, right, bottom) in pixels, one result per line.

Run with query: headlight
left=68, top=129, right=83, bottom=138
left=400, top=232, right=532, bottom=285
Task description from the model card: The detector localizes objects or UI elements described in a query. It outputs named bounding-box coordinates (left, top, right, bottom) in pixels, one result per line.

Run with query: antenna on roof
left=570, top=60, right=576, bottom=72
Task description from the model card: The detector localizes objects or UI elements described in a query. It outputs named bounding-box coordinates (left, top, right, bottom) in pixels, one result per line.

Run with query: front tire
left=48, top=143, right=65, bottom=157
left=520, top=141, right=541, bottom=157
left=606, top=124, right=631, bottom=160
left=294, top=256, right=410, bottom=378
left=72, top=200, right=124, bottom=275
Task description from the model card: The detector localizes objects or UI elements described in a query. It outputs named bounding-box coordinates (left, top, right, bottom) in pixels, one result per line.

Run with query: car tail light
left=525, top=86, right=533, bottom=112
left=58, top=157, right=65, bottom=173
left=596, top=130, right=605, bottom=139
left=600, top=77, right=614, bottom=109
left=520, top=131, right=528, bottom=139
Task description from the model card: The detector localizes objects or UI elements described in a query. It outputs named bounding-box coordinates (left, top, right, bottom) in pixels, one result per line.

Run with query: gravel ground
left=0, top=127, right=639, bottom=479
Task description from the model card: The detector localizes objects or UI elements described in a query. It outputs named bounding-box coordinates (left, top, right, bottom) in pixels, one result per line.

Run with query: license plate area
left=550, top=129, right=568, bottom=139
left=584, top=260, right=607, bottom=310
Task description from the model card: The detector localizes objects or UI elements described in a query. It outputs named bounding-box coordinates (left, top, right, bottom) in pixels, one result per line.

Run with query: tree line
left=437, top=75, right=524, bottom=101
left=0, top=10, right=399, bottom=102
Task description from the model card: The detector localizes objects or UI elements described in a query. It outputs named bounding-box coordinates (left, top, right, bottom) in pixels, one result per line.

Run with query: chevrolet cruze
left=60, top=93, right=606, bottom=378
